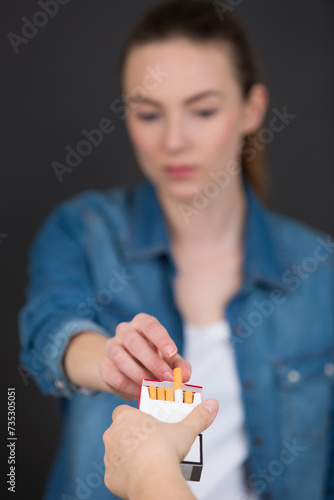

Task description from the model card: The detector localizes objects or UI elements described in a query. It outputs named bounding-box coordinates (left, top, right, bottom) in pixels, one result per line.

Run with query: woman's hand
left=103, top=399, right=219, bottom=500
left=99, top=313, right=192, bottom=400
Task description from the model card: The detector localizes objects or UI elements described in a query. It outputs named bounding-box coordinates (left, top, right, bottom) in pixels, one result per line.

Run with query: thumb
left=181, top=398, right=219, bottom=438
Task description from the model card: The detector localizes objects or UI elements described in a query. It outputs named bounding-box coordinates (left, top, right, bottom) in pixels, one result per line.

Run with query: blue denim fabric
left=19, top=175, right=334, bottom=500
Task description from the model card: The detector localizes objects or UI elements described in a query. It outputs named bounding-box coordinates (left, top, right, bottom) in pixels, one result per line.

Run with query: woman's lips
left=164, top=165, right=197, bottom=179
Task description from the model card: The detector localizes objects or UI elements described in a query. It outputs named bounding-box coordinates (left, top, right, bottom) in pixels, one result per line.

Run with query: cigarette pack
left=138, top=376, right=204, bottom=481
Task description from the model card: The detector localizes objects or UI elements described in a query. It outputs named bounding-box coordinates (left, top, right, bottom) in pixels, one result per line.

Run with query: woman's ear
left=242, top=83, right=269, bottom=135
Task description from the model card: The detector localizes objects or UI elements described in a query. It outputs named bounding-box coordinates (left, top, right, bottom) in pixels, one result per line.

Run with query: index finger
left=132, top=313, right=178, bottom=359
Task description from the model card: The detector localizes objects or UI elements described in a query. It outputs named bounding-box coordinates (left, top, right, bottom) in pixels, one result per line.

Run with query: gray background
left=1, top=1, right=333, bottom=498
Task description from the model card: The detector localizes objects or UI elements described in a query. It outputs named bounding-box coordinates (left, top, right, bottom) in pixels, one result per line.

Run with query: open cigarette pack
left=138, top=368, right=204, bottom=481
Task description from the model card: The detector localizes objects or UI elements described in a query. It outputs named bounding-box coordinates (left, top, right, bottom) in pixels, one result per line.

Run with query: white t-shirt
left=183, top=320, right=258, bottom=500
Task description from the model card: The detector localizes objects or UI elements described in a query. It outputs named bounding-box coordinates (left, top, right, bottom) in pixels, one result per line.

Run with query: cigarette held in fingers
left=173, top=367, right=182, bottom=389
left=147, top=368, right=195, bottom=403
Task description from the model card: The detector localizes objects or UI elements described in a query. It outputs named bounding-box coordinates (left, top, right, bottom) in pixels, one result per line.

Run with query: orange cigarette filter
left=157, top=387, right=166, bottom=400
left=173, top=367, right=182, bottom=390
left=148, top=386, right=157, bottom=400
left=166, top=387, right=174, bottom=401
left=184, top=390, right=193, bottom=404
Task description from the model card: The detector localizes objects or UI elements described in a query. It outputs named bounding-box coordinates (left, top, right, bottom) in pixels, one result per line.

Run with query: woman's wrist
left=63, top=330, right=111, bottom=392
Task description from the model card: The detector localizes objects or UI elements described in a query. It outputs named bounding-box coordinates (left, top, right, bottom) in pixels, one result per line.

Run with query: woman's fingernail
left=164, top=345, right=177, bottom=357
left=203, top=399, right=218, bottom=414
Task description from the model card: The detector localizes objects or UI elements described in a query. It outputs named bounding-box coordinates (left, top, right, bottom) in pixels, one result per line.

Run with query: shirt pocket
left=273, top=348, right=334, bottom=441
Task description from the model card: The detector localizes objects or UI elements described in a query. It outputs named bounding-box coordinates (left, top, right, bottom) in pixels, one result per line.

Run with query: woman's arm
left=18, top=204, right=113, bottom=398
left=103, top=399, right=219, bottom=500
left=62, top=331, right=112, bottom=392
left=19, top=202, right=191, bottom=400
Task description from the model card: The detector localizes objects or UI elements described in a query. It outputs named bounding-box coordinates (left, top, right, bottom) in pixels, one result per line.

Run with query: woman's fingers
left=113, top=314, right=181, bottom=381
left=99, top=356, right=140, bottom=399
left=107, top=342, right=157, bottom=385
left=131, top=313, right=178, bottom=359
left=121, top=331, right=175, bottom=381
left=103, top=314, right=193, bottom=399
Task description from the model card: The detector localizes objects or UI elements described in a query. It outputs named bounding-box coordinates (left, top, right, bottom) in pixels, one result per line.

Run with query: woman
left=19, top=1, right=334, bottom=499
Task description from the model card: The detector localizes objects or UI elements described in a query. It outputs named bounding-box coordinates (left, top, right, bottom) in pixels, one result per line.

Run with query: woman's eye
left=195, top=109, right=217, bottom=118
left=136, top=109, right=217, bottom=121
left=137, top=113, right=159, bottom=121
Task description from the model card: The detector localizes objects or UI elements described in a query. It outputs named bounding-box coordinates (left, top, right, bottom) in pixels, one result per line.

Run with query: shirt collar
left=123, top=178, right=170, bottom=260
left=241, top=174, right=290, bottom=291
left=123, top=174, right=290, bottom=292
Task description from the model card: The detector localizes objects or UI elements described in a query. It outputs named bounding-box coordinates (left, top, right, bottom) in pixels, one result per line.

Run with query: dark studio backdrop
left=1, top=0, right=334, bottom=498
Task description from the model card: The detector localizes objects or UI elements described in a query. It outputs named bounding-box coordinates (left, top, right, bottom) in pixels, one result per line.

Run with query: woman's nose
left=163, top=117, right=188, bottom=152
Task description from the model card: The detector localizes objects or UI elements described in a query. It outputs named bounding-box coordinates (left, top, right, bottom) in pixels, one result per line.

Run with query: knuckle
left=112, top=373, right=127, bottom=392
left=110, top=346, right=124, bottom=366
left=111, top=405, right=125, bottom=421
left=145, top=321, right=160, bottom=336
left=133, top=312, right=147, bottom=323
left=102, top=430, right=108, bottom=444
left=115, top=322, right=127, bottom=336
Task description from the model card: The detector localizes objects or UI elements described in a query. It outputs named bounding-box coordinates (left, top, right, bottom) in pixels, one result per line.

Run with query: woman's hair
left=117, top=0, right=269, bottom=203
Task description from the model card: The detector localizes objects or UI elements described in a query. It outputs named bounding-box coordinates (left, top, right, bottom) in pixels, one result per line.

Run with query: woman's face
left=123, top=37, right=265, bottom=201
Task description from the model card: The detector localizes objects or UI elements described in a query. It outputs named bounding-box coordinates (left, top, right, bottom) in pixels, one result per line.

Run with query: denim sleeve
left=325, top=262, right=334, bottom=500
left=18, top=201, right=110, bottom=399
left=325, top=387, right=334, bottom=499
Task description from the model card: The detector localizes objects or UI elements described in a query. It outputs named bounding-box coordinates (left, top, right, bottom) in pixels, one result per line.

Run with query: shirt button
left=243, top=380, right=253, bottom=390
left=55, top=380, right=65, bottom=389
left=324, top=362, right=334, bottom=377
left=263, top=493, right=272, bottom=499
left=287, top=369, right=300, bottom=383
left=253, top=436, right=263, bottom=446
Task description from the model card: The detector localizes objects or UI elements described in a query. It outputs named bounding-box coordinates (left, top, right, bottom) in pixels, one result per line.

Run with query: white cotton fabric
left=183, top=320, right=258, bottom=500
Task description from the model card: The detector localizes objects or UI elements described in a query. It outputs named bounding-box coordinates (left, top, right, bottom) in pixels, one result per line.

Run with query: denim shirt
left=19, top=175, right=334, bottom=500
